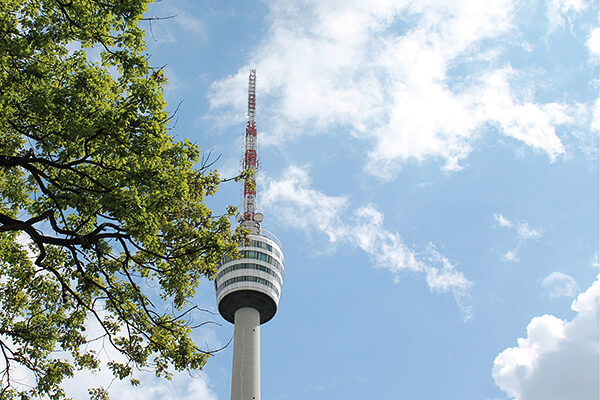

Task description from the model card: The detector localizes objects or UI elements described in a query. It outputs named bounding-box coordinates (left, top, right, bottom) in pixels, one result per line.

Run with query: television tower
left=215, top=69, right=285, bottom=400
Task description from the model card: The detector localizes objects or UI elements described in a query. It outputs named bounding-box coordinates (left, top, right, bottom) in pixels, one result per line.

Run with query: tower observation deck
left=216, top=232, right=284, bottom=324
left=215, top=69, right=284, bottom=400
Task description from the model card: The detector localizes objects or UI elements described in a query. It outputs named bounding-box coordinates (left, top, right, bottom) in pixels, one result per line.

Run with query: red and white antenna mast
left=240, top=69, right=263, bottom=230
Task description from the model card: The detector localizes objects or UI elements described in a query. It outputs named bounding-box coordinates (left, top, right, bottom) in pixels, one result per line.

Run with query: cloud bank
left=209, top=0, right=587, bottom=177
left=493, top=274, right=600, bottom=400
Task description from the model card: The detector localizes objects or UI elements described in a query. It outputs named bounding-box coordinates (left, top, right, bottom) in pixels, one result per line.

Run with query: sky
left=60, top=0, right=598, bottom=399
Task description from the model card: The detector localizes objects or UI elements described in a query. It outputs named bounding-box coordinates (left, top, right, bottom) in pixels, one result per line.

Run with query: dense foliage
left=0, top=1, right=241, bottom=398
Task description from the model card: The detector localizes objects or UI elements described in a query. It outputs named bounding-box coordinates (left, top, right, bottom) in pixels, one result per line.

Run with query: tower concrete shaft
left=231, top=307, right=261, bottom=400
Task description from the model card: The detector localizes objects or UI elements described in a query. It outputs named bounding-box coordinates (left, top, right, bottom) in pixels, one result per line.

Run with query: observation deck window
left=217, top=262, right=282, bottom=285
left=217, top=275, right=280, bottom=296
left=219, top=247, right=283, bottom=271
left=248, top=239, right=283, bottom=260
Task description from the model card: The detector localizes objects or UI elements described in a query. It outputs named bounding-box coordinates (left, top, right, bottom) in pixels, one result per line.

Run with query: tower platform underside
left=218, top=290, right=276, bottom=324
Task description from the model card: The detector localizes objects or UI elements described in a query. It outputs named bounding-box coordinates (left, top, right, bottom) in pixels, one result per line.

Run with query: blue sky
left=61, top=0, right=598, bottom=399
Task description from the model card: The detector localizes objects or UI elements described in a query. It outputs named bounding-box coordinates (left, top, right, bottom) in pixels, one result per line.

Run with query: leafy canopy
left=0, top=0, right=241, bottom=398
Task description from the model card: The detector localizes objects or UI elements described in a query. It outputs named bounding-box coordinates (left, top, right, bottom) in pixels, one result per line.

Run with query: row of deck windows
left=248, top=239, right=283, bottom=260
left=217, top=275, right=280, bottom=296
left=217, top=262, right=282, bottom=285
left=222, top=250, right=283, bottom=272
left=240, top=250, right=283, bottom=271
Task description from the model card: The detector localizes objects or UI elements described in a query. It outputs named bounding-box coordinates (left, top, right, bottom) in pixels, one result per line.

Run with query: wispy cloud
left=262, top=165, right=473, bottom=319
left=545, top=0, right=590, bottom=34
left=494, top=213, right=542, bottom=262
left=541, top=271, right=580, bottom=299
left=592, top=251, right=600, bottom=268
left=209, top=0, right=588, bottom=178
left=503, top=250, right=520, bottom=263
left=145, top=4, right=208, bottom=45
left=494, top=213, right=514, bottom=228
left=517, top=223, right=542, bottom=240
left=260, top=165, right=349, bottom=242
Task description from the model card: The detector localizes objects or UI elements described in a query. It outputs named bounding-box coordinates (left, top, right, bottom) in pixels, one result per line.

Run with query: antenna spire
left=241, top=69, right=263, bottom=231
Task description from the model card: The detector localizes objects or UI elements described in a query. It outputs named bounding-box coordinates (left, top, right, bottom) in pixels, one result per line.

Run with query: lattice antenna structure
left=241, top=69, right=262, bottom=227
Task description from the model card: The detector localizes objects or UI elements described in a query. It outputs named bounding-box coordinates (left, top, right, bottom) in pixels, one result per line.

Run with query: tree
left=0, top=1, right=242, bottom=398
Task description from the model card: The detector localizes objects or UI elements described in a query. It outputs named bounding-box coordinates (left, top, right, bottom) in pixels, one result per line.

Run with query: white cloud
left=0, top=335, right=37, bottom=395
left=174, top=11, right=207, bottom=37
left=261, top=165, right=349, bottom=242
left=262, top=166, right=473, bottom=318
left=495, top=214, right=542, bottom=262
left=15, top=232, right=38, bottom=262
left=210, top=0, right=580, bottom=177
left=592, top=99, right=600, bottom=133
left=503, top=250, right=520, bottom=263
left=350, top=205, right=422, bottom=273
left=145, top=3, right=208, bottom=45
left=493, top=274, right=600, bottom=400
left=517, top=223, right=542, bottom=240
left=592, top=251, right=600, bottom=268
left=1, top=310, right=220, bottom=400
left=424, top=244, right=474, bottom=319
left=587, top=27, right=600, bottom=56
left=59, top=311, right=220, bottom=400
left=546, top=0, right=589, bottom=34
left=495, top=213, right=514, bottom=228
left=475, top=69, right=569, bottom=161
left=68, top=370, right=218, bottom=400
left=541, top=272, right=580, bottom=299
left=424, top=245, right=472, bottom=293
